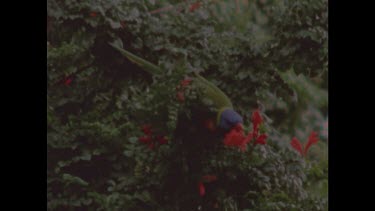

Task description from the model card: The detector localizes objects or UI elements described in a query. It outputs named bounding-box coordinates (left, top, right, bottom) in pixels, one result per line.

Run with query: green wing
left=194, top=72, right=233, bottom=109
left=193, top=73, right=233, bottom=125
left=109, top=41, right=233, bottom=123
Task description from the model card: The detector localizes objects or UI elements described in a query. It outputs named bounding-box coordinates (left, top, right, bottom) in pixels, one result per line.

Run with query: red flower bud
left=198, top=182, right=205, bottom=196
left=90, top=12, right=97, bottom=17
left=64, top=77, right=72, bottom=86
left=223, top=124, right=251, bottom=151
left=251, top=109, right=262, bottom=132
left=189, top=2, right=201, bottom=12
left=290, top=137, right=304, bottom=157
left=138, top=136, right=152, bottom=144
left=180, top=78, right=192, bottom=87
left=176, top=91, right=185, bottom=102
left=290, top=131, right=319, bottom=157
left=141, top=124, right=152, bottom=135
left=255, top=134, right=267, bottom=145
left=304, top=131, right=319, bottom=156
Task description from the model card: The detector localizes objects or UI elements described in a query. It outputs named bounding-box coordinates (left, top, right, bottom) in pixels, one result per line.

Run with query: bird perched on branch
left=109, top=40, right=243, bottom=133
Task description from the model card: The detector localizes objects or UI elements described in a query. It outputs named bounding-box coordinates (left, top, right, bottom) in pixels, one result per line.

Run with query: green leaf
left=123, top=150, right=133, bottom=157
left=62, top=173, right=89, bottom=186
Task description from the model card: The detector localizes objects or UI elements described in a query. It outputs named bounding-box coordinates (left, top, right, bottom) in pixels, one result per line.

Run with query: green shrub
left=47, top=0, right=328, bottom=210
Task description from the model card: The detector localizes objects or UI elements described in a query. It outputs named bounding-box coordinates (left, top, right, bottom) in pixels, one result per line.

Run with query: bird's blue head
left=218, top=108, right=243, bottom=131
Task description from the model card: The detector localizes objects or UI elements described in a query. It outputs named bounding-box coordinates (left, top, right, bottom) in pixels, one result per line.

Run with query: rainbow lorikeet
left=109, top=40, right=243, bottom=132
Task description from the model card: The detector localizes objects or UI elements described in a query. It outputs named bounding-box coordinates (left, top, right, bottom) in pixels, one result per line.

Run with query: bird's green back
left=109, top=41, right=233, bottom=117
left=193, top=73, right=233, bottom=109
left=109, top=41, right=163, bottom=75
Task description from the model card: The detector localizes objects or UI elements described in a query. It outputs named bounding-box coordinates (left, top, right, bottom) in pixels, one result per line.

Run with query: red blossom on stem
left=176, top=91, right=185, bottom=102
left=138, top=125, right=168, bottom=149
left=223, top=124, right=252, bottom=151
left=251, top=109, right=264, bottom=138
left=180, top=78, right=192, bottom=87
left=304, top=131, right=319, bottom=156
left=252, top=110, right=262, bottom=132
left=223, top=109, right=268, bottom=151
left=255, top=134, right=267, bottom=145
left=290, top=137, right=304, bottom=156
left=64, top=77, right=72, bottom=86
left=141, top=124, right=152, bottom=135
left=250, top=110, right=267, bottom=145
left=290, top=131, right=319, bottom=157
left=189, top=2, right=201, bottom=12
left=198, top=182, right=205, bottom=196
left=198, top=174, right=217, bottom=196
left=138, top=136, right=152, bottom=144
left=90, top=12, right=97, bottom=17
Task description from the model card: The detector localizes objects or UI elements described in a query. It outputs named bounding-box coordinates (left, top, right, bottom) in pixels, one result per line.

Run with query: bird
left=109, top=40, right=243, bottom=133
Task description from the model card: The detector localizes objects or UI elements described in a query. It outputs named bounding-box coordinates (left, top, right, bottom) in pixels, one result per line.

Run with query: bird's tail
left=109, top=39, right=163, bottom=75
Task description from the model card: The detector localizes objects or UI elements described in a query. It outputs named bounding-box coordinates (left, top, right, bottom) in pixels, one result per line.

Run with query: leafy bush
left=47, top=0, right=328, bottom=210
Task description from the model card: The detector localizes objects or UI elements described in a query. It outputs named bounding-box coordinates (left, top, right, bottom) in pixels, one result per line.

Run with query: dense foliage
left=47, top=0, right=328, bottom=210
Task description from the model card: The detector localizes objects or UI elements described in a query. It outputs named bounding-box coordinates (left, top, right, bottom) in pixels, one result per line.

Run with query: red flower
left=290, top=137, right=304, bottom=156
left=90, top=12, right=97, bottom=17
left=223, top=123, right=251, bottom=151
left=176, top=91, right=185, bottom=102
left=290, top=131, right=319, bottom=157
left=64, top=77, right=72, bottom=86
left=198, top=182, right=205, bottom=196
left=222, top=110, right=267, bottom=151
left=141, top=124, right=152, bottom=135
left=251, top=109, right=262, bottom=136
left=197, top=174, right=217, bottom=196
left=255, top=134, right=267, bottom=145
left=180, top=78, right=192, bottom=87
left=249, top=110, right=267, bottom=145
left=189, top=2, right=201, bottom=12
left=304, top=131, right=319, bottom=156
left=138, top=124, right=168, bottom=149
left=233, top=123, right=243, bottom=132
left=138, top=136, right=152, bottom=144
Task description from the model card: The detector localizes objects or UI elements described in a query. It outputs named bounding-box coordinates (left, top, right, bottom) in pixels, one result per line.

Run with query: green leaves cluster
left=47, top=0, right=327, bottom=210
